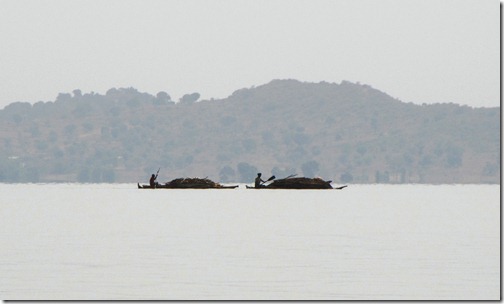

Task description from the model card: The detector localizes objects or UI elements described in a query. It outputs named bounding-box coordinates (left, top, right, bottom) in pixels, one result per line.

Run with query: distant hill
left=0, top=79, right=499, bottom=184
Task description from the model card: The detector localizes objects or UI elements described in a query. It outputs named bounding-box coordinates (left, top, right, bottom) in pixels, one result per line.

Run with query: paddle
left=153, top=168, right=160, bottom=188
left=335, top=185, right=348, bottom=190
left=261, top=175, right=275, bottom=185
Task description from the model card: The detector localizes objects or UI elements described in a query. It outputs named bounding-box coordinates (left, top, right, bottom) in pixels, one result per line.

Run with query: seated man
left=255, top=173, right=265, bottom=188
left=149, top=173, right=159, bottom=188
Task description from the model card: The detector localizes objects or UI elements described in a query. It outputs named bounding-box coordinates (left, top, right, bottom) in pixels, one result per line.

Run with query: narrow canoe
left=246, top=177, right=347, bottom=190
left=137, top=183, right=238, bottom=189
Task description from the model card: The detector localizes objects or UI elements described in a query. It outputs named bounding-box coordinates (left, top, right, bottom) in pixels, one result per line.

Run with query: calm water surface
left=0, top=183, right=499, bottom=300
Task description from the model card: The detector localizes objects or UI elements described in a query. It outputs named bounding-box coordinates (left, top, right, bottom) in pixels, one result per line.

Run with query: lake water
left=0, top=183, right=499, bottom=300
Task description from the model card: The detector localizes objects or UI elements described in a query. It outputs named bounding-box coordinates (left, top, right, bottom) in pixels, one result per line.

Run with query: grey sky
left=0, top=0, right=499, bottom=109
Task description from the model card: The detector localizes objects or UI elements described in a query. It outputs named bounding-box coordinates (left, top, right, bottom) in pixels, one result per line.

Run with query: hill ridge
left=0, top=80, right=499, bottom=184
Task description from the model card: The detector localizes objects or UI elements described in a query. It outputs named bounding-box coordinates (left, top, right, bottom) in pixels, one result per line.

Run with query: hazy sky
left=0, top=0, right=499, bottom=109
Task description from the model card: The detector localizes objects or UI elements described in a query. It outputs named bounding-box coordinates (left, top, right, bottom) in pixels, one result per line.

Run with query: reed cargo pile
left=166, top=178, right=224, bottom=188
left=267, top=177, right=333, bottom=189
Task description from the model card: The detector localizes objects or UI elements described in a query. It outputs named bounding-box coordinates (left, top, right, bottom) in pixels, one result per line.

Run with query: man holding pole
left=150, top=168, right=160, bottom=188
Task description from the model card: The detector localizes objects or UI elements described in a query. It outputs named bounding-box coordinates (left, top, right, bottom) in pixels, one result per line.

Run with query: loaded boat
left=138, top=177, right=238, bottom=189
left=246, top=176, right=347, bottom=190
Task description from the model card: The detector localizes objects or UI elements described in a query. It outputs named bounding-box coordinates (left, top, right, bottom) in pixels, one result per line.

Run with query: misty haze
left=0, top=1, right=499, bottom=300
left=0, top=79, right=499, bottom=184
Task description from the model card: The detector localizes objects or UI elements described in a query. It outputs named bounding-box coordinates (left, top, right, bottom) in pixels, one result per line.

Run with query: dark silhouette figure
left=255, top=173, right=265, bottom=188
left=149, top=173, right=159, bottom=188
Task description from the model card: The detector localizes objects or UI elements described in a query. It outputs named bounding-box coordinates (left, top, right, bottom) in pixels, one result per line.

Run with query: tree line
left=0, top=80, right=499, bottom=184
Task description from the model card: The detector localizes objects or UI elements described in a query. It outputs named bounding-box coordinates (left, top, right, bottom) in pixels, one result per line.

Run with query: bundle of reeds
left=267, top=177, right=333, bottom=189
left=165, top=177, right=224, bottom=188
